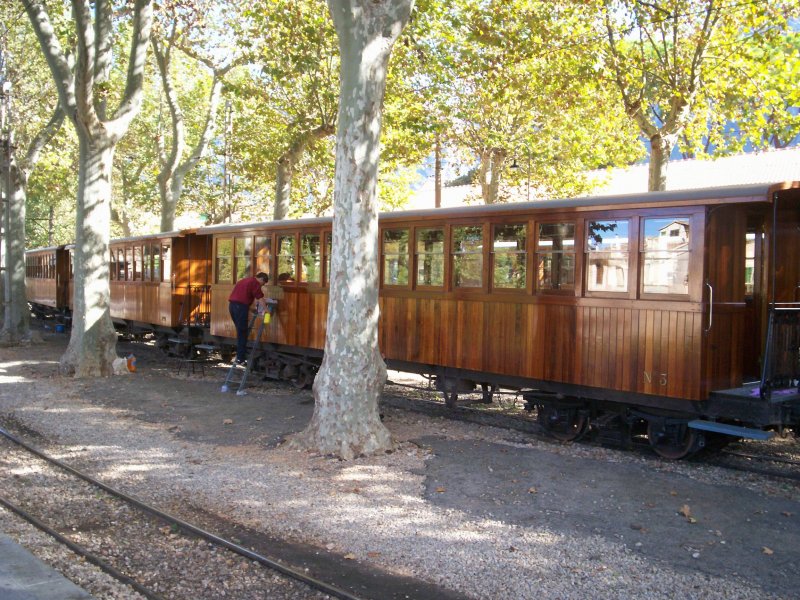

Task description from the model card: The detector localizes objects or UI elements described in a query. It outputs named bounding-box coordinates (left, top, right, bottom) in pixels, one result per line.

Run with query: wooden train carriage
left=204, top=183, right=800, bottom=426
left=108, top=231, right=211, bottom=331
left=25, top=246, right=70, bottom=316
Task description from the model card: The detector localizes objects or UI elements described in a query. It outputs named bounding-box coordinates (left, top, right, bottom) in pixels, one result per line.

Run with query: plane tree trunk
left=292, top=0, right=414, bottom=459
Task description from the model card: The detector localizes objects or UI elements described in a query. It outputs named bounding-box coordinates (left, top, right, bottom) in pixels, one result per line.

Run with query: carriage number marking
left=643, top=371, right=668, bottom=386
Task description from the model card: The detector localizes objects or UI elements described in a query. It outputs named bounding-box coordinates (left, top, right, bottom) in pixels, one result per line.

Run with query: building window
left=300, top=234, right=321, bottom=283
left=641, top=217, right=690, bottom=295
left=492, top=223, right=526, bottom=290
left=416, top=228, right=444, bottom=287
left=383, top=229, right=409, bottom=286
left=537, top=223, right=575, bottom=291
left=586, top=220, right=629, bottom=293
left=452, top=225, right=483, bottom=288
left=234, top=237, right=253, bottom=282
left=277, top=235, right=296, bottom=282
left=215, top=238, right=233, bottom=284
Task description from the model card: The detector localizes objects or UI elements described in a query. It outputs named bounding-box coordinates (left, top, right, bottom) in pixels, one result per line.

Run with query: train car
left=108, top=231, right=212, bottom=337
left=201, top=182, right=800, bottom=458
left=25, top=182, right=800, bottom=458
left=24, top=245, right=70, bottom=320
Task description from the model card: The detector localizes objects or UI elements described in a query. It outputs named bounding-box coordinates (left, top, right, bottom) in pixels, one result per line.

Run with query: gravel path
left=0, top=337, right=798, bottom=599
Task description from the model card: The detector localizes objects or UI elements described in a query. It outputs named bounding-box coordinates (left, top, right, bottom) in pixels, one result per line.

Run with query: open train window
left=300, top=234, right=321, bottom=283
left=536, top=222, right=575, bottom=292
left=586, top=220, right=629, bottom=294
left=277, top=235, right=297, bottom=283
left=255, top=236, right=271, bottom=280
left=215, top=238, right=233, bottom=284
left=640, top=217, right=690, bottom=296
left=452, top=225, right=483, bottom=288
left=492, top=223, right=526, bottom=290
left=234, top=236, right=253, bottom=282
left=416, top=228, right=445, bottom=288
left=382, top=229, right=409, bottom=287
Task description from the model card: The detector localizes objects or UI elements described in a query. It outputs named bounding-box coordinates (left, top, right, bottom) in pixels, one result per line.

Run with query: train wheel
left=646, top=419, right=701, bottom=460
left=292, top=365, right=314, bottom=389
left=537, top=404, right=589, bottom=442
left=480, top=383, right=496, bottom=404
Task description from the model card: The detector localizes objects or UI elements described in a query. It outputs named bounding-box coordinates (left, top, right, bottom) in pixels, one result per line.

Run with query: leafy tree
left=417, top=0, right=639, bottom=204
left=23, top=0, right=154, bottom=376
left=1, top=5, right=67, bottom=342
left=293, top=0, right=414, bottom=459
left=594, top=0, right=794, bottom=191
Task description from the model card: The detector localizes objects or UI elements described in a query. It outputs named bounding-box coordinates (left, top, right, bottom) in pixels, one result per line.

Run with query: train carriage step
left=687, top=420, right=774, bottom=441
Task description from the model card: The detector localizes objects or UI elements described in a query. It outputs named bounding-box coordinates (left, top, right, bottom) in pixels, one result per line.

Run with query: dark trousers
left=229, top=301, right=250, bottom=362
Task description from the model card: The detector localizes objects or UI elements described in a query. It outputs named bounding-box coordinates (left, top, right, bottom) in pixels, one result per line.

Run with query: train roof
left=197, top=181, right=799, bottom=235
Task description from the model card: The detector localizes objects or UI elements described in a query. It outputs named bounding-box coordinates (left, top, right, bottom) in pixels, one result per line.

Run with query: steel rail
left=0, top=493, right=165, bottom=600
left=0, top=426, right=367, bottom=600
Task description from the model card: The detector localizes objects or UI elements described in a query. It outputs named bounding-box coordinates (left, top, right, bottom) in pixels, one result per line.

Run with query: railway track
left=0, top=426, right=363, bottom=600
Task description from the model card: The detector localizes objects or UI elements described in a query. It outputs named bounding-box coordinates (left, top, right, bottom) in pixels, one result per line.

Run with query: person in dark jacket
left=228, top=272, right=269, bottom=364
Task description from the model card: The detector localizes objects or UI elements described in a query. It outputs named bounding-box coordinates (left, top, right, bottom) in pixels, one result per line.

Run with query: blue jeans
left=229, top=302, right=250, bottom=362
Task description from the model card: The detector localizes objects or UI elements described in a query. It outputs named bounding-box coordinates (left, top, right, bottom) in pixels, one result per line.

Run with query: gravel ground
left=0, top=335, right=798, bottom=599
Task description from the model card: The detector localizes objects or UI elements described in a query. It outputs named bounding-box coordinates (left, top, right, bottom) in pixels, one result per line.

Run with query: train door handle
left=704, top=281, right=713, bottom=333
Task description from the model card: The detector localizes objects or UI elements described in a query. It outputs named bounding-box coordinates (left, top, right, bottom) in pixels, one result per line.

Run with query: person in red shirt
left=228, top=272, right=269, bottom=364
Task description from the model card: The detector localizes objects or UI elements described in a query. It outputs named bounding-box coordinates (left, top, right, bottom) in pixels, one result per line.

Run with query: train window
left=586, top=220, right=629, bottom=293
left=382, top=229, right=409, bottom=286
left=300, top=234, right=321, bottom=283
left=234, top=237, right=253, bottom=282
left=537, top=223, right=575, bottom=291
left=161, top=244, right=171, bottom=282
left=640, top=217, right=690, bottom=295
left=452, top=226, right=483, bottom=288
left=277, top=235, right=297, bottom=282
left=416, top=228, right=445, bottom=287
left=153, top=246, right=161, bottom=281
left=215, top=238, right=233, bottom=284
left=255, top=236, right=271, bottom=279
left=745, top=232, right=756, bottom=296
left=125, top=247, right=133, bottom=281
left=133, top=246, right=143, bottom=281
left=109, top=251, right=116, bottom=281
left=143, top=244, right=152, bottom=281
left=492, top=224, right=526, bottom=290
left=117, top=249, right=125, bottom=280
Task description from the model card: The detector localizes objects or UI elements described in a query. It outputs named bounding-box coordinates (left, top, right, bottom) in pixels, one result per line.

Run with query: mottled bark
left=648, top=133, right=676, bottom=192
left=292, top=0, right=413, bottom=459
left=23, top=0, right=153, bottom=376
left=273, top=124, right=335, bottom=221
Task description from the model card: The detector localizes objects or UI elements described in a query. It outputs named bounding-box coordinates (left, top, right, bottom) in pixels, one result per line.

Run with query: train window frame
left=638, top=216, right=692, bottom=300
left=584, top=218, right=634, bottom=298
left=125, top=247, right=133, bottom=282
left=491, top=222, right=528, bottom=293
left=215, top=237, right=234, bottom=284
left=109, top=250, right=116, bottom=281
left=414, top=225, right=446, bottom=290
left=535, top=221, right=578, bottom=296
left=117, top=249, right=126, bottom=281
left=143, top=244, right=152, bottom=281
left=451, top=223, right=487, bottom=291
left=277, top=233, right=297, bottom=284
left=381, top=227, right=411, bottom=289
left=234, top=236, right=253, bottom=282
left=299, top=232, right=322, bottom=285
left=153, top=244, right=162, bottom=282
